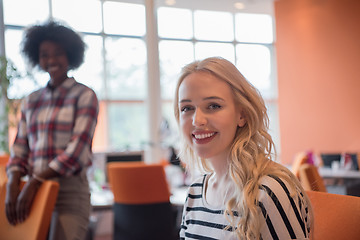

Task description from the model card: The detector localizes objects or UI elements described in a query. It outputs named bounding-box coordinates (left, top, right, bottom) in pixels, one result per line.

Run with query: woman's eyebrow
left=179, top=99, right=191, bottom=103
left=179, top=96, right=225, bottom=103
left=204, top=96, right=225, bottom=101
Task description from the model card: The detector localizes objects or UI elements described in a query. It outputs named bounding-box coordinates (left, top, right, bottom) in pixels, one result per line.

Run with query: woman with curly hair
left=5, top=21, right=98, bottom=240
left=175, top=57, right=313, bottom=239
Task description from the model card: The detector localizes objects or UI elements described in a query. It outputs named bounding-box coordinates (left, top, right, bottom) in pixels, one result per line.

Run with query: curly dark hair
left=21, top=21, right=85, bottom=70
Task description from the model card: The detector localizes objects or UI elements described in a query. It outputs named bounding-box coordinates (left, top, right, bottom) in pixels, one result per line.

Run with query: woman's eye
left=208, top=103, right=221, bottom=110
left=39, top=53, right=48, bottom=59
left=180, top=106, right=193, bottom=113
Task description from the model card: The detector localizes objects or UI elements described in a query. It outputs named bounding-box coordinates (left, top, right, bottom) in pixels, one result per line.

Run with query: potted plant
left=0, top=56, right=31, bottom=154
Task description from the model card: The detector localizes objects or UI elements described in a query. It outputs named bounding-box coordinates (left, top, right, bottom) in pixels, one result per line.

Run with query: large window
left=2, top=0, right=279, bottom=157
left=158, top=7, right=279, bottom=152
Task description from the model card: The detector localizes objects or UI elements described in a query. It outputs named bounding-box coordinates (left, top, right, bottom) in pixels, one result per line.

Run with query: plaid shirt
left=8, top=78, right=99, bottom=177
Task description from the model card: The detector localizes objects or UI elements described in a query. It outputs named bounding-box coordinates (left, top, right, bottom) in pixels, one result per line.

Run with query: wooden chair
left=0, top=154, right=9, bottom=186
left=0, top=154, right=9, bottom=165
left=107, top=161, right=176, bottom=240
left=291, top=152, right=309, bottom=179
left=298, top=163, right=327, bottom=192
left=0, top=180, right=60, bottom=240
left=306, top=191, right=360, bottom=240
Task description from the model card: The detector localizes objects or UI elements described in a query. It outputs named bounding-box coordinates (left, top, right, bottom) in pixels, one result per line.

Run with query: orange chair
left=107, top=161, right=176, bottom=240
left=0, top=155, right=9, bottom=185
left=0, top=180, right=59, bottom=240
left=307, top=191, right=360, bottom=240
left=291, top=152, right=309, bottom=179
left=0, top=154, right=9, bottom=165
left=298, top=163, right=327, bottom=192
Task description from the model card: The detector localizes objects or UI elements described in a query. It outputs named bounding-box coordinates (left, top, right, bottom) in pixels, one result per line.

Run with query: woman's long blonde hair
left=174, top=57, right=312, bottom=239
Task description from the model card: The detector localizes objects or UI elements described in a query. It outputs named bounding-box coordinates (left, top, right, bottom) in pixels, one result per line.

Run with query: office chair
left=306, top=191, right=360, bottom=240
left=291, top=152, right=309, bottom=179
left=298, top=163, right=327, bottom=192
left=0, top=180, right=60, bottom=240
left=0, top=154, right=9, bottom=165
left=0, top=154, right=9, bottom=186
left=107, top=161, right=176, bottom=240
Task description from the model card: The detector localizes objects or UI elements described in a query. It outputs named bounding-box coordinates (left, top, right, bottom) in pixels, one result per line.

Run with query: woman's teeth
left=194, top=132, right=215, bottom=139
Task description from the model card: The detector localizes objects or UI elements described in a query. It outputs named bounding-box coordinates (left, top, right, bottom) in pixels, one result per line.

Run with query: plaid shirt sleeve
left=48, top=87, right=99, bottom=176
left=7, top=99, right=31, bottom=176
left=8, top=79, right=99, bottom=177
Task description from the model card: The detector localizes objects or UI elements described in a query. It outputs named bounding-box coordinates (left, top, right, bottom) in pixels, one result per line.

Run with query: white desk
left=91, top=186, right=188, bottom=210
left=319, top=168, right=360, bottom=179
left=318, top=168, right=360, bottom=196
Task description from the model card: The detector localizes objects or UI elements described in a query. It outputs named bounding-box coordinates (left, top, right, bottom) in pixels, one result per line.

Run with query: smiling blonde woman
left=175, top=57, right=313, bottom=240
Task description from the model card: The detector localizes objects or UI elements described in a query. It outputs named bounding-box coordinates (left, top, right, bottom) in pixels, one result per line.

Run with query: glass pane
left=159, top=40, right=194, bottom=100
left=161, top=101, right=180, bottom=148
left=71, top=35, right=104, bottom=98
left=195, top=42, right=235, bottom=63
left=103, top=2, right=145, bottom=36
left=236, top=44, right=271, bottom=95
left=235, top=13, right=273, bottom=44
left=105, top=37, right=147, bottom=100
left=108, top=103, right=148, bottom=150
left=52, top=0, right=102, bottom=33
left=3, top=0, right=49, bottom=26
left=194, top=10, right=233, bottom=41
left=266, top=102, right=280, bottom=156
left=157, top=7, right=193, bottom=39
left=5, top=29, right=47, bottom=99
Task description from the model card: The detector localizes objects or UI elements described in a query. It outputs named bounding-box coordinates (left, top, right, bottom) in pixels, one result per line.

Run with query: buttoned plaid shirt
left=8, top=77, right=99, bottom=177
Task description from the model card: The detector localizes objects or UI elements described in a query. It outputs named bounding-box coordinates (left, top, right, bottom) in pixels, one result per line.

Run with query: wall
left=274, top=0, right=360, bottom=164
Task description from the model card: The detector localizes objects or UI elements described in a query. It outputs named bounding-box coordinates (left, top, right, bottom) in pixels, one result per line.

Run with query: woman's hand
left=5, top=180, right=21, bottom=225
left=15, top=178, right=41, bottom=224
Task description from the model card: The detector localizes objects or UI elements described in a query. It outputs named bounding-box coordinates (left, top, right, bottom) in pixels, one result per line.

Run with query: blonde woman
left=175, top=57, right=312, bottom=239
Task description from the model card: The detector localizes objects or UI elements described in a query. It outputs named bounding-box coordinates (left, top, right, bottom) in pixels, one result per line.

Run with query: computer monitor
left=105, top=151, right=144, bottom=182
left=320, top=153, right=341, bottom=168
left=321, top=153, right=358, bottom=170
left=90, top=151, right=144, bottom=187
left=106, top=151, right=143, bottom=163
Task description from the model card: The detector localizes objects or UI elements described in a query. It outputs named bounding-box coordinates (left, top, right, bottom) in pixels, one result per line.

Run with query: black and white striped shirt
left=179, top=174, right=311, bottom=240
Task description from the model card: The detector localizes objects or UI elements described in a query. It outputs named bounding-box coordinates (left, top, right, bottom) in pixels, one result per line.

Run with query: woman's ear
left=238, top=112, right=246, bottom=127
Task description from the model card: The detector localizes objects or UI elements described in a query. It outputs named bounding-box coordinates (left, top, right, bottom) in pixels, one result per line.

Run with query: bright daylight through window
left=2, top=0, right=279, bottom=156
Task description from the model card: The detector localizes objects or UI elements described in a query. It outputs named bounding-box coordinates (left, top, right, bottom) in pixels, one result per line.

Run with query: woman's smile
left=178, top=71, right=245, bottom=161
left=192, top=131, right=217, bottom=144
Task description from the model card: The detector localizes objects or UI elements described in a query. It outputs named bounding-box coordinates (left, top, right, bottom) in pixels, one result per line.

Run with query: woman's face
left=39, top=40, right=69, bottom=86
left=178, top=72, right=246, bottom=163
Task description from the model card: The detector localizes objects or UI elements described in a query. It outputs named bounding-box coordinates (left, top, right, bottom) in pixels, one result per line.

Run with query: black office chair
left=107, top=162, right=177, bottom=240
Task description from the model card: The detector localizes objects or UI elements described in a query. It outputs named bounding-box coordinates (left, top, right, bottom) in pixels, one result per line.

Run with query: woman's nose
left=192, top=109, right=207, bottom=126
left=47, top=55, right=57, bottom=64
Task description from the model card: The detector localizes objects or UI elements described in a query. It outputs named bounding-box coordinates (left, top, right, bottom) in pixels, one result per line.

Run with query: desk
left=90, top=186, right=187, bottom=239
left=91, top=186, right=188, bottom=209
left=319, top=168, right=360, bottom=179
left=318, top=168, right=360, bottom=196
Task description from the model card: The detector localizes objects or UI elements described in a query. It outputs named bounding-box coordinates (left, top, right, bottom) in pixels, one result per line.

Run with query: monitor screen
left=320, top=153, right=341, bottom=167
left=106, top=152, right=143, bottom=163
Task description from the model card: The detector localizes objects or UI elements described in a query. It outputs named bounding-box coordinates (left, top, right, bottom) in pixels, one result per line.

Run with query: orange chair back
left=0, top=154, right=9, bottom=165
left=0, top=155, right=9, bottom=186
left=0, top=180, right=59, bottom=240
left=291, top=152, right=309, bottom=179
left=307, top=191, right=360, bottom=240
left=107, top=161, right=170, bottom=204
left=299, top=163, right=327, bottom=192
left=0, top=165, right=7, bottom=185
